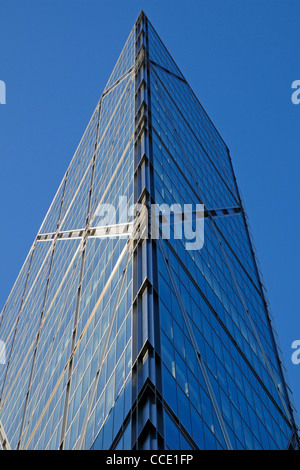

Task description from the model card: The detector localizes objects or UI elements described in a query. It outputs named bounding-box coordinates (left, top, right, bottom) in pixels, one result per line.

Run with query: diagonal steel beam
left=37, top=221, right=135, bottom=243
left=0, top=419, right=11, bottom=450
left=75, top=237, right=134, bottom=450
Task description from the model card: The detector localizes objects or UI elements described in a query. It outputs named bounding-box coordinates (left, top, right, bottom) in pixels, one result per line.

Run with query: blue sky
left=0, top=0, right=299, bottom=422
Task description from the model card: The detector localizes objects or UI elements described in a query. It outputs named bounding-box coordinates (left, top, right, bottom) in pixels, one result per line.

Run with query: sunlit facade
left=0, top=11, right=298, bottom=450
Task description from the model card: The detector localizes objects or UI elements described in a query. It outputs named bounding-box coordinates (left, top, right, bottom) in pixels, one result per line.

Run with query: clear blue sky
left=0, top=0, right=299, bottom=420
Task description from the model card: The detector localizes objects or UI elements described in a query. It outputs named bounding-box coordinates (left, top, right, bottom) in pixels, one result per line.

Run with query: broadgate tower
left=0, top=11, right=299, bottom=451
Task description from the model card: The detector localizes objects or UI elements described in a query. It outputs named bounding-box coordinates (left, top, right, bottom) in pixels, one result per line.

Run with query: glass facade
left=0, top=11, right=298, bottom=450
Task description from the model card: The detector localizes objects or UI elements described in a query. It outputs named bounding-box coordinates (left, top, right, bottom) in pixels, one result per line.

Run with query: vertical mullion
left=59, top=99, right=102, bottom=450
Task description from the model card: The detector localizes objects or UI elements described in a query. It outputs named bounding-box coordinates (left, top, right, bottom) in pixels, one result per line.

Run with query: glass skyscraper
left=0, top=11, right=298, bottom=450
